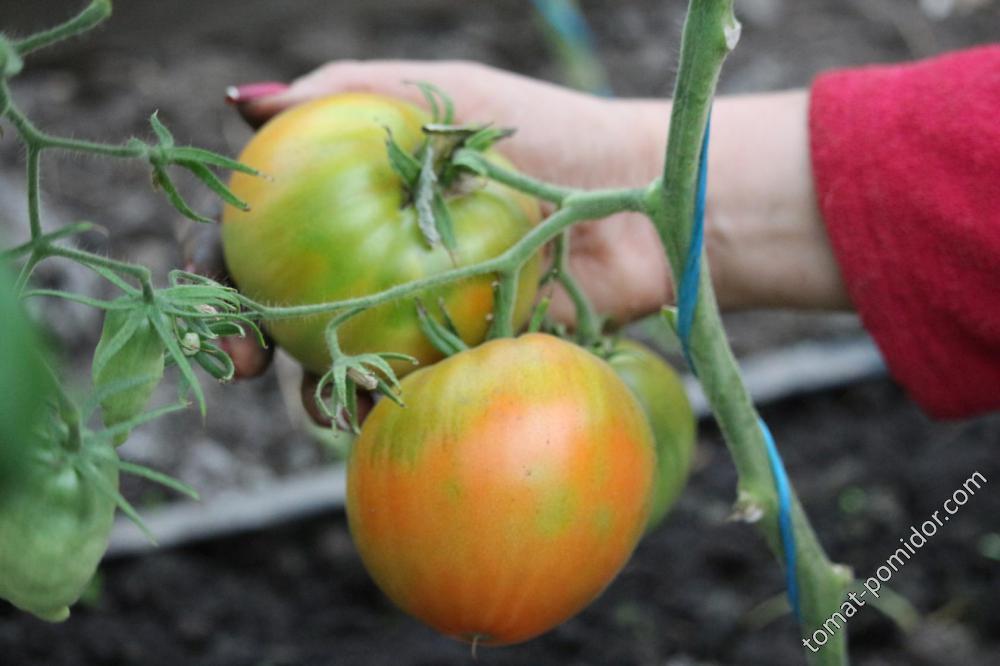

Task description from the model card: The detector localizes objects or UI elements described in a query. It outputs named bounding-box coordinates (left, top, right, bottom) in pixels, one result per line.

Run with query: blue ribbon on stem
left=674, top=112, right=802, bottom=621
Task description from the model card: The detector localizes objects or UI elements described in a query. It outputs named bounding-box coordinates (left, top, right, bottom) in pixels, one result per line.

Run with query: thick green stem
left=26, top=146, right=42, bottom=239
left=14, top=0, right=112, bottom=57
left=647, top=2, right=849, bottom=664
left=553, top=231, right=601, bottom=346
left=488, top=269, right=520, bottom=339
left=46, top=243, right=154, bottom=299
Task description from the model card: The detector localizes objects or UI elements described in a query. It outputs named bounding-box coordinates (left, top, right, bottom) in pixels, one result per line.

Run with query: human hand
left=206, top=59, right=849, bottom=428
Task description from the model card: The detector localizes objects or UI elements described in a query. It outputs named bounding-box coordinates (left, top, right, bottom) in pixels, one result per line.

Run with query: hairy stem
left=453, top=148, right=573, bottom=204
left=646, top=1, right=849, bottom=664
left=253, top=186, right=645, bottom=321
left=488, top=269, right=520, bottom=339
left=46, top=244, right=154, bottom=299
left=14, top=0, right=112, bottom=57
left=553, top=231, right=601, bottom=346
left=1, top=88, right=145, bottom=159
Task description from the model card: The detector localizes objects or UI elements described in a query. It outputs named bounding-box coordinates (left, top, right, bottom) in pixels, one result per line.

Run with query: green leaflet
left=92, top=308, right=165, bottom=446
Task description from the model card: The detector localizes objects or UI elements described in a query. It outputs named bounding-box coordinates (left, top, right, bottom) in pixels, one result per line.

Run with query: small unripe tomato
left=92, top=309, right=165, bottom=447
left=0, top=435, right=118, bottom=622
left=347, top=333, right=656, bottom=645
left=608, top=339, right=695, bottom=532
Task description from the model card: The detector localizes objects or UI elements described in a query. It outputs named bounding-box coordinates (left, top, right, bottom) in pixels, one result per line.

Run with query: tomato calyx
left=312, top=308, right=418, bottom=432
left=415, top=298, right=469, bottom=357
left=385, top=82, right=516, bottom=253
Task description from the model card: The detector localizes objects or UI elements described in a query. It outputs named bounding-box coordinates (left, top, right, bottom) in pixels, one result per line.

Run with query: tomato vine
left=0, top=1, right=853, bottom=663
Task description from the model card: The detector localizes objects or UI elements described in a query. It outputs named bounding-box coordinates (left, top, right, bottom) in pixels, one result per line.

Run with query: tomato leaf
left=331, top=363, right=351, bottom=411
left=408, top=81, right=454, bottom=124
left=431, top=191, right=457, bottom=254
left=178, top=160, right=250, bottom=211
left=193, top=342, right=236, bottom=382
left=168, top=147, right=258, bottom=175
left=385, top=130, right=421, bottom=189
left=375, top=378, right=405, bottom=407
left=356, top=354, right=398, bottom=390
left=450, top=149, right=488, bottom=176
left=464, top=126, right=516, bottom=152
left=436, top=298, right=462, bottom=338
left=148, top=308, right=206, bottom=417
left=87, top=264, right=140, bottom=296
left=416, top=300, right=467, bottom=356
left=117, top=460, right=199, bottom=501
left=21, top=289, right=131, bottom=311
left=344, top=385, right=360, bottom=433
left=152, top=166, right=214, bottom=224
left=149, top=111, right=175, bottom=148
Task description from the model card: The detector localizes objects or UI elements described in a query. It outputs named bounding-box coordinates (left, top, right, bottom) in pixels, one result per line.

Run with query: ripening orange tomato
left=347, top=333, right=656, bottom=645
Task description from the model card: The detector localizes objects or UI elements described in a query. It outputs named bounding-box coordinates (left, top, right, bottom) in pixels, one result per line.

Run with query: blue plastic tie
left=532, top=0, right=613, bottom=96
left=532, top=0, right=594, bottom=48
left=676, top=114, right=802, bottom=622
left=675, top=113, right=711, bottom=369
left=759, top=417, right=803, bottom=620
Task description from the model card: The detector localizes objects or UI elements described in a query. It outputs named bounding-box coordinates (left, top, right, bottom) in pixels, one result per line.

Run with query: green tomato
left=92, top=309, right=165, bottom=446
left=608, top=339, right=695, bottom=532
left=0, top=434, right=119, bottom=622
left=220, top=93, right=542, bottom=376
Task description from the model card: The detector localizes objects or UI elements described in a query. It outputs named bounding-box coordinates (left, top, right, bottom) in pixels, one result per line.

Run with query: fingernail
left=224, top=82, right=288, bottom=105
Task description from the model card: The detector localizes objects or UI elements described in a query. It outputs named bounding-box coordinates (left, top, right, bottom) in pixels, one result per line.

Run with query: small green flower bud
left=181, top=332, right=201, bottom=356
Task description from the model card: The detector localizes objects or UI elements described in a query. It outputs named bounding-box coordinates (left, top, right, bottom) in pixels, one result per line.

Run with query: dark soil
left=0, top=1, right=998, bottom=664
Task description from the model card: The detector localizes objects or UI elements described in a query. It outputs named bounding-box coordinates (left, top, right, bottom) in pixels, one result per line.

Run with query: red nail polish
left=225, top=82, right=288, bottom=105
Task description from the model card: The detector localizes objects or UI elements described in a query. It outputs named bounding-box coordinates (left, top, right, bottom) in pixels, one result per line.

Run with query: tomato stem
left=647, top=2, right=849, bottom=664
left=552, top=230, right=601, bottom=347
left=453, top=148, right=573, bottom=204
left=488, top=269, right=520, bottom=339
left=13, top=0, right=111, bottom=58
left=251, top=189, right=645, bottom=322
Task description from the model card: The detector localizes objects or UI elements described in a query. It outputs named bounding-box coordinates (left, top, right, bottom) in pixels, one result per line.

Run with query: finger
left=232, top=60, right=483, bottom=128
left=225, top=81, right=290, bottom=129
left=219, top=336, right=274, bottom=380
left=300, top=372, right=332, bottom=428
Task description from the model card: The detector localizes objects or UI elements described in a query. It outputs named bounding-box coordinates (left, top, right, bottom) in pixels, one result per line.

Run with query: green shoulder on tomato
left=221, top=93, right=542, bottom=376
left=0, top=433, right=119, bottom=622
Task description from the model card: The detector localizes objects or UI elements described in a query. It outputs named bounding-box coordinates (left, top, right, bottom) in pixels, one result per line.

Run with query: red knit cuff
left=809, top=46, right=1000, bottom=418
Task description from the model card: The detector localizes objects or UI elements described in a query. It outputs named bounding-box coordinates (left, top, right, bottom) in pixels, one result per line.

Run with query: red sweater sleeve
left=809, top=45, right=1000, bottom=419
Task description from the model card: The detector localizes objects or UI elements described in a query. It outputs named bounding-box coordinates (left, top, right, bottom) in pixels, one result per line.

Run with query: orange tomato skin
left=347, top=333, right=656, bottom=646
